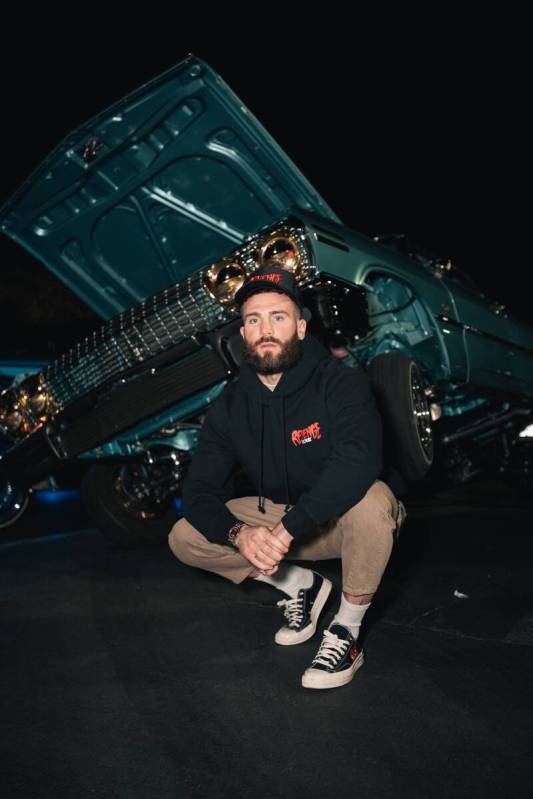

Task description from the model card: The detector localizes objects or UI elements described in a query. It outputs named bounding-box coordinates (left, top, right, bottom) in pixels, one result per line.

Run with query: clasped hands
left=235, top=521, right=293, bottom=576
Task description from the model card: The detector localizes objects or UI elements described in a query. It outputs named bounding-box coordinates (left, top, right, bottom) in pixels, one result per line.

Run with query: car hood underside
left=0, top=56, right=340, bottom=319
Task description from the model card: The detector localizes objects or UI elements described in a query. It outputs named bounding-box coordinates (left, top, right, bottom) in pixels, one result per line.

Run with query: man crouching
left=169, top=264, right=405, bottom=689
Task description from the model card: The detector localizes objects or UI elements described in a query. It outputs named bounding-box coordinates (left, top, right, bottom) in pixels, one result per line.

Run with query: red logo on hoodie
left=291, top=422, right=322, bottom=446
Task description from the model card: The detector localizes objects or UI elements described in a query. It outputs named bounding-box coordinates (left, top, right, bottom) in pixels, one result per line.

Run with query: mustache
left=255, top=336, right=282, bottom=347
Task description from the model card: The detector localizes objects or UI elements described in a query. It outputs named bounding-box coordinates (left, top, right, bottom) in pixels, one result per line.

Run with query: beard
left=243, top=331, right=303, bottom=375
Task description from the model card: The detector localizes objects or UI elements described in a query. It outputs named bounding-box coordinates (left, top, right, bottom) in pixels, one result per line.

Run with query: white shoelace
left=312, top=629, right=350, bottom=667
left=277, top=596, right=304, bottom=628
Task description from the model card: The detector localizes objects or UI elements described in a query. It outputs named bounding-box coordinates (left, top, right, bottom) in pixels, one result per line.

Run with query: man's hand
left=236, top=524, right=291, bottom=575
left=271, top=521, right=294, bottom=550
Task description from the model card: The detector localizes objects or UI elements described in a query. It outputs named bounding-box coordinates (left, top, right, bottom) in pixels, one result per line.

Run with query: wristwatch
left=228, top=520, right=246, bottom=548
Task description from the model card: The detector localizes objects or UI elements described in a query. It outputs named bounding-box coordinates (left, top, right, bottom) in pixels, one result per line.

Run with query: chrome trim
left=441, top=409, right=531, bottom=445
left=435, top=315, right=533, bottom=358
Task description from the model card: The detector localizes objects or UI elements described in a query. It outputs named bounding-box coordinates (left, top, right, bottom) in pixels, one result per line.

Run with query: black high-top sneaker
left=275, top=572, right=332, bottom=646
left=301, top=623, right=364, bottom=689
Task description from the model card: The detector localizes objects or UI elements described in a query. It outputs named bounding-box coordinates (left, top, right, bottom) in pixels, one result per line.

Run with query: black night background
left=0, top=28, right=529, bottom=358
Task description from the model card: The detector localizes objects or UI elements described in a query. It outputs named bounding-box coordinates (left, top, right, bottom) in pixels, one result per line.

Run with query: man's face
left=240, top=291, right=307, bottom=375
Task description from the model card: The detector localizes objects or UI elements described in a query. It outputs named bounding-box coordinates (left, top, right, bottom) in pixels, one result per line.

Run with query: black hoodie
left=183, top=335, right=383, bottom=544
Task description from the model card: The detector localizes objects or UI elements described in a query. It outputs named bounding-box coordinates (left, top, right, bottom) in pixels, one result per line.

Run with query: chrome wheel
left=368, top=352, right=434, bottom=482
left=0, top=480, right=30, bottom=528
left=409, top=362, right=434, bottom=464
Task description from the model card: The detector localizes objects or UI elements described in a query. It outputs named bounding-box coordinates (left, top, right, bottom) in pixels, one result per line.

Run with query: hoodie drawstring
left=258, top=404, right=266, bottom=514
left=281, top=398, right=291, bottom=513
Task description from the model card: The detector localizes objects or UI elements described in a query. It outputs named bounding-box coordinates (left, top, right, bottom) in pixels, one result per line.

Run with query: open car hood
left=1, top=56, right=340, bottom=319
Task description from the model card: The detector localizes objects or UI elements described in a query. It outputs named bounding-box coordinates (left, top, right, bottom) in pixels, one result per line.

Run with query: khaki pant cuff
left=342, top=585, right=377, bottom=597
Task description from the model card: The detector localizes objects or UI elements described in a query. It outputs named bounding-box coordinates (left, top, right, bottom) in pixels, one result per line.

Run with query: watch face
left=228, top=522, right=244, bottom=546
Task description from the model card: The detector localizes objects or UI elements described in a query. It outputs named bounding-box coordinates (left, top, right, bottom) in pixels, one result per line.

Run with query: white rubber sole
left=301, top=651, right=364, bottom=689
left=275, top=577, right=333, bottom=646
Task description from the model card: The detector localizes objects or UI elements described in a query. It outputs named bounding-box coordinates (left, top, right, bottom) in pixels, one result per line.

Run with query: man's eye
left=274, top=314, right=285, bottom=322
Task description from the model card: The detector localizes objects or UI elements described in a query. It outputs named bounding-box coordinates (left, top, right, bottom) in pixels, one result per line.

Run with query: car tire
left=368, top=352, right=434, bottom=482
left=0, top=480, right=30, bottom=528
left=80, top=463, right=180, bottom=548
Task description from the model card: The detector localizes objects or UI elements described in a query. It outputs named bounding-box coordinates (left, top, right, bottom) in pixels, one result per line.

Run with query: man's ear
left=240, top=325, right=244, bottom=339
left=297, top=317, right=307, bottom=340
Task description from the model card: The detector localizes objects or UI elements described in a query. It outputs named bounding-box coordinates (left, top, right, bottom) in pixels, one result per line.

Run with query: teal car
left=1, top=56, right=532, bottom=543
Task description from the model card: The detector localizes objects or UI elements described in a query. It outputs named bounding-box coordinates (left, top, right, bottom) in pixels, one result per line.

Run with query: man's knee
left=343, top=480, right=402, bottom=536
left=362, top=480, right=396, bottom=512
left=168, top=516, right=201, bottom=565
left=168, top=515, right=252, bottom=585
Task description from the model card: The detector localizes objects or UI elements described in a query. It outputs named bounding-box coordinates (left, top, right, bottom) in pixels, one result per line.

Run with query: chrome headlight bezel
left=201, top=218, right=314, bottom=312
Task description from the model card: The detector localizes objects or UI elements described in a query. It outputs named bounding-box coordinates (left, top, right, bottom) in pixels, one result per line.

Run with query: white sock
left=330, top=595, right=371, bottom=639
left=254, top=563, right=314, bottom=598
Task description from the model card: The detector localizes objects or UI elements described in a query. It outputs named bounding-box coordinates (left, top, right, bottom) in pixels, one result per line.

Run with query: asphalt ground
left=1, top=478, right=532, bottom=799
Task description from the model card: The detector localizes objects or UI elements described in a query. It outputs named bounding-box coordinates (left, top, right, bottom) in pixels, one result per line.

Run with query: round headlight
left=29, top=390, right=48, bottom=414
left=5, top=410, right=24, bottom=433
left=0, top=391, right=23, bottom=435
left=203, top=258, right=248, bottom=308
left=260, top=233, right=302, bottom=275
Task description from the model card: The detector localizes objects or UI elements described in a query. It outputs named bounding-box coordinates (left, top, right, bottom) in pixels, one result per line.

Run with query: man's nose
left=260, top=317, right=273, bottom=335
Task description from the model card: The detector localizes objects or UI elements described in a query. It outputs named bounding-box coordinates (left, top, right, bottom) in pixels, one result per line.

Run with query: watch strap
left=228, top=520, right=246, bottom=548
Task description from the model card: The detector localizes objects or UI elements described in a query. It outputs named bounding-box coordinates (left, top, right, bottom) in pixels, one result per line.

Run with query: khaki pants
left=169, top=481, right=406, bottom=596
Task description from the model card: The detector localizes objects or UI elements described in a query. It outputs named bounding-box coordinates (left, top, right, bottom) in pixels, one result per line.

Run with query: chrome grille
left=45, top=273, right=230, bottom=409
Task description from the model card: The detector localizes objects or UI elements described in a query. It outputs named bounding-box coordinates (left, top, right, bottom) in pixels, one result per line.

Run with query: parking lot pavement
left=1, top=478, right=532, bottom=799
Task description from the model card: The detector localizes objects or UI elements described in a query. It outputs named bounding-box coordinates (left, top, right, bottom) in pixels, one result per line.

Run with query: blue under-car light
left=35, top=489, right=81, bottom=504
left=35, top=488, right=183, bottom=510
